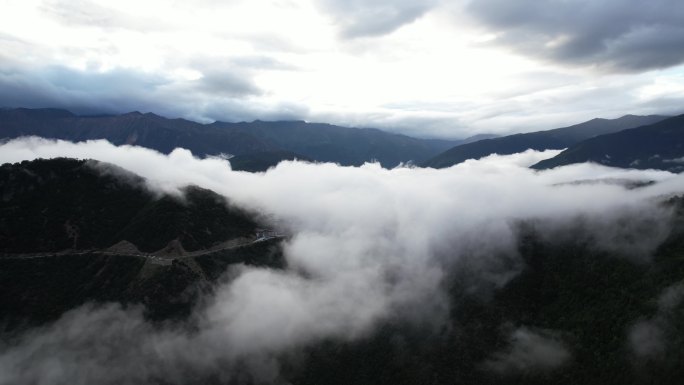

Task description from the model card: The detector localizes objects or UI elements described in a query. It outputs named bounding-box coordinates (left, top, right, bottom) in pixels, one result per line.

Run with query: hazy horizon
left=1, top=0, right=683, bottom=139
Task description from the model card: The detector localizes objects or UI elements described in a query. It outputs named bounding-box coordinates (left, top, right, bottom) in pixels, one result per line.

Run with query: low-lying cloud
left=629, top=282, right=684, bottom=359
left=1, top=138, right=683, bottom=384
left=484, top=326, right=572, bottom=374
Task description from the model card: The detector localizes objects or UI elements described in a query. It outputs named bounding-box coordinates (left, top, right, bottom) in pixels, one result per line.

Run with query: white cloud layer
left=0, top=138, right=683, bottom=383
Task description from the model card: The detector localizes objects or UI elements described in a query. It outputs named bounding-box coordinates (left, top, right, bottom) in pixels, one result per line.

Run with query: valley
left=2, top=152, right=684, bottom=384
left=2, top=1, right=684, bottom=383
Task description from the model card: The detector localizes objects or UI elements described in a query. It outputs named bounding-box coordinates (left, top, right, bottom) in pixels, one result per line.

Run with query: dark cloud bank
left=0, top=60, right=302, bottom=123
left=467, top=0, right=684, bottom=72
left=0, top=139, right=684, bottom=383
left=317, top=0, right=684, bottom=72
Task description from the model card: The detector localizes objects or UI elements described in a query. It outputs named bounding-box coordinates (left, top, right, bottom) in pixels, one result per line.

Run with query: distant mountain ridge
left=0, top=108, right=462, bottom=170
left=0, top=108, right=283, bottom=160
left=532, top=114, right=684, bottom=171
left=422, top=114, right=669, bottom=168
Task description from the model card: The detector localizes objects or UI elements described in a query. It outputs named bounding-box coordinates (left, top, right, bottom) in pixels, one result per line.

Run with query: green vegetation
left=288, top=200, right=684, bottom=385
left=0, top=239, right=284, bottom=332
left=0, top=157, right=284, bottom=334
left=3, top=158, right=684, bottom=383
left=0, top=158, right=258, bottom=253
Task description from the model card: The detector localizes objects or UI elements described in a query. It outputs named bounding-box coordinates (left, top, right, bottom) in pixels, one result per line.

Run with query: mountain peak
left=532, top=114, right=684, bottom=171
left=422, top=114, right=670, bottom=169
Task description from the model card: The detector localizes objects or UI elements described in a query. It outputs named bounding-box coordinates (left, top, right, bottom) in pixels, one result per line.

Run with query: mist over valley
left=3, top=0, right=684, bottom=383
left=2, top=137, right=684, bottom=384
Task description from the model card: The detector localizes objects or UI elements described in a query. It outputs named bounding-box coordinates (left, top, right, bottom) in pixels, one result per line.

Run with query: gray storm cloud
left=0, top=60, right=294, bottom=122
left=317, top=0, right=439, bottom=38
left=316, top=0, right=684, bottom=72
left=0, top=138, right=683, bottom=384
left=467, top=0, right=684, bottom=72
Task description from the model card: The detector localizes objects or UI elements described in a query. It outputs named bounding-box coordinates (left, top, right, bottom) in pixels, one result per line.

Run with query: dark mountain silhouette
left=532, top=114, right=684, bottom=171
left=422, top=114, right=669, bottom=168
left=0, top=108, right=461, bottom=169
left=0, top=158, right=259, bottom=253
left=229, top=150, right=314, bottom=172
left=0, top=157, right=284, bottom=327
left=212, top=120, right=464, bottom=167
left=0, top=108, right=279, bottom=156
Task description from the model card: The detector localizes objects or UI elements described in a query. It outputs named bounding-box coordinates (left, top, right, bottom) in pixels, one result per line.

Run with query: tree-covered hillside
left=0, top=158, right=258, bottom=252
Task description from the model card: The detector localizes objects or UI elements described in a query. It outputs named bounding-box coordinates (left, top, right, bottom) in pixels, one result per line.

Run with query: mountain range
left=6, top=108, right=684, bottom=174
left=532, top=115, right=684, bottom=171
left=0, top=108, right=466, bottom=170
left=422, top=114, right=670, bottom=168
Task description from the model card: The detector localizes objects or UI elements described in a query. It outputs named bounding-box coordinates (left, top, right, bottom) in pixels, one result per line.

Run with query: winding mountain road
left=0, top=235, right=284, bottom=263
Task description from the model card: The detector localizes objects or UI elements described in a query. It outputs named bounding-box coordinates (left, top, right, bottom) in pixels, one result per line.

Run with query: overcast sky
left=1, top=0, right=683, bottom=138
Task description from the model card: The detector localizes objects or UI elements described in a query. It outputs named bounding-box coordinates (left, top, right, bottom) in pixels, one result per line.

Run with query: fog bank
left=1, top=138, right=683, bottom=384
